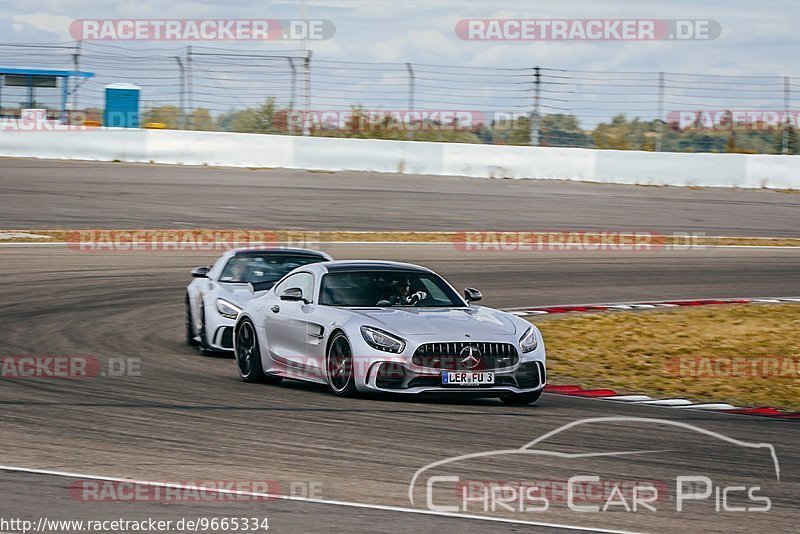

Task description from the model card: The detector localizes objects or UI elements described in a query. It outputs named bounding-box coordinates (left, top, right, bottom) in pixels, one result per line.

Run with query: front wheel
left=327, top=333, right=357, bottom=397
left=235, top=320, right=282, bottom=384
left=500, top=389, right=543, bottom=406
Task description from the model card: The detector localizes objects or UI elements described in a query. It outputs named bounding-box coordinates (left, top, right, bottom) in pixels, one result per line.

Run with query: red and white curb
left=543, top=385, right=800, bottom=420
left=504, top=297, right=800, bottom=420
left=506, top=296, right=800, bottom=316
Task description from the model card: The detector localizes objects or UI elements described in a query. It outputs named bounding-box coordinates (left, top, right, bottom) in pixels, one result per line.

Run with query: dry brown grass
left=530, top=304, right=800, bottom=410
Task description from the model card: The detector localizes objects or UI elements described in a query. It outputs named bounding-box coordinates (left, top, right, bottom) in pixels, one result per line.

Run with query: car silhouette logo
left=459, top=345, right=481, bottom=368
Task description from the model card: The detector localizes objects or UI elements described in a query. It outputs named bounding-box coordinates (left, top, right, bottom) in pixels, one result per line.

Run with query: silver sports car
left=185, top=248, right=332, bottom=352
left=233, top=260, right=546, bottom=404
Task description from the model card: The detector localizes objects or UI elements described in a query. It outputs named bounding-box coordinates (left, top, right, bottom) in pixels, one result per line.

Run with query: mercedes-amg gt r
left=233, top=260, right=546, bottom=404
left=185, top=248, right=332, bottom=352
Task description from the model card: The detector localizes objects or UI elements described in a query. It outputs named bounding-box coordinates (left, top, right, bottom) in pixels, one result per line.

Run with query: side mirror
left=191, top=266, right=209, bottom=278
left=280, top=287, right=309, bottom=304
left=464, top=288, right=482, bottom=304
left=248, top=281, right=277, bottom=295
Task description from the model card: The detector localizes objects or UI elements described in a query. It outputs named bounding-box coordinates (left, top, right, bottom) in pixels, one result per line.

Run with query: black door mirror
left=464, top=288, right=482, bottom=304
left=191, top=266, right=209, bottom=278
left=248, top=281, right=277, bottom=295
left=280, top=287, right=309, bottom=304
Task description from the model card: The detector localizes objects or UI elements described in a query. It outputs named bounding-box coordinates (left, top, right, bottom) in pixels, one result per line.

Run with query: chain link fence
left=0, top=42, right=796, bottom=154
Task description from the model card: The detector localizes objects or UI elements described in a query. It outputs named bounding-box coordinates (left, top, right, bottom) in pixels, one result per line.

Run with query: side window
left=275, top=272, right=315, bottom=302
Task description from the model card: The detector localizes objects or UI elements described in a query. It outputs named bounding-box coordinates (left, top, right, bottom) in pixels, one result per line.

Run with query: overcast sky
left=1, top=0, right=798, bottom=76
left=1, top=0, right=796, bottom=128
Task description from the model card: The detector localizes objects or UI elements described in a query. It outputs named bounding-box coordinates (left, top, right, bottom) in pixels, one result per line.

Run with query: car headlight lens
left=361, top=326, right=406, bottom=353
left=519, top=326, right=538, bottom=353
left=216, top=298, right=242, bottom=319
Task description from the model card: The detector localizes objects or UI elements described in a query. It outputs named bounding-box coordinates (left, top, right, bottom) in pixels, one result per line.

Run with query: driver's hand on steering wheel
left=407, top=291, right=427, bottom=304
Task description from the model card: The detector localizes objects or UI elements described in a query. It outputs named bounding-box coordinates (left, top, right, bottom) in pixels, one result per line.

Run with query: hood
left=348, top=307, right=517, bottom=336
left=215, top=283, right=257, bottom=307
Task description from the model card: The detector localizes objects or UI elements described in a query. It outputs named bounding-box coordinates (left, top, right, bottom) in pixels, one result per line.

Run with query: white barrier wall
left=0, top=128, right=797, bottom=189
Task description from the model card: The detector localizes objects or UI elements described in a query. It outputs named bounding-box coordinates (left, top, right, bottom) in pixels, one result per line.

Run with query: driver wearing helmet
left=227, top=258, right=249, bottom=282
left=388, top=278, right=426, bottom=305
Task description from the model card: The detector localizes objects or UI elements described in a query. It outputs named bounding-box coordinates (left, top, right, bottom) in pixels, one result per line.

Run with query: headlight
left=361, top=326, right=406, bottom=353
left=519, top=326, right=538, bottom=353
left=216, top=298, right=242, bottom=319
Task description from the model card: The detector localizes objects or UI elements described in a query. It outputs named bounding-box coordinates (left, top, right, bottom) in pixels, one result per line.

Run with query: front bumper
left=363, top=360, right=546, bottom=395
left=202, top=309, right=236, bottom=351
left=207, top=325, right=235, bottom=351
left=350, top=333, right=546, bottom=396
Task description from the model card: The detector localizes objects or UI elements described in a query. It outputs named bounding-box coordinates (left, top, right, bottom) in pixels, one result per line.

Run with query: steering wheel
left=407, top=291, right=428, bottom=305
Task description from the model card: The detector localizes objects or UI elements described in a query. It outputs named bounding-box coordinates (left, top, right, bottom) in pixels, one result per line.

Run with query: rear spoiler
left=248, top=281, right=276, bottom=294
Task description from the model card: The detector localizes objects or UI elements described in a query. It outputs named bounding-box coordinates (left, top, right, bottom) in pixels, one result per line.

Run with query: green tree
left=218, top=99, right=279, bottom=134
left=496, top=115, right=530, bottom=146
left=192, top=108, right=214, bottom=131
left=774, top=126, right=799, bottom=154
left=540, top=114, right=591, bottom=147
left=641, top=132, right=656, bottom=151
left=788, top=127, right=799, bottom=154
left=142, top=106, right=181, bottom=129
left=594, top=114, right=631, bottom=150
left=726, top=132, right=737, bottom=153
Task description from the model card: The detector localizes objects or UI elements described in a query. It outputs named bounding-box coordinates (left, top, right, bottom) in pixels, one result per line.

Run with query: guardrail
left=0, top=128, right=797, bottom=189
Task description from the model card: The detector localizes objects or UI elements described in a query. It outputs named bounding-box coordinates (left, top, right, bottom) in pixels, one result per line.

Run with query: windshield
left=219, top=254, right=324, bottom=284
left=319, top=270, right=465, bottom=307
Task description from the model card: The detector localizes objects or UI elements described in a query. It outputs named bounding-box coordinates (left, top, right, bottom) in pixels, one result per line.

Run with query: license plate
left=442, top=371, right=495, bottom=386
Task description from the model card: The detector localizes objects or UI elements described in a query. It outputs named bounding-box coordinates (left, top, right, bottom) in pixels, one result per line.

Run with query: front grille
left=220, top=327, right=234, bottom=349
left=515, top=361, right=545, bottom=389
left=412, top=342, right=519, bottom=370
left=407, top=376, right=441, bottom=388
left=375, top=362, right=406, bottom=389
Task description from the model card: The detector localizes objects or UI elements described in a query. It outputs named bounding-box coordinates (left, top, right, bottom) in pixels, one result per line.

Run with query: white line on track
left=0, top=464, right=644, bottom=534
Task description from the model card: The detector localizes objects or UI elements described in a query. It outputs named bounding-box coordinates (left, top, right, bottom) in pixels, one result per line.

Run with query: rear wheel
left=327, top=333, right=357, bottom=397
left=235, top=319, right=282, bottom=384
left=500, top=389, right=543, bottom=406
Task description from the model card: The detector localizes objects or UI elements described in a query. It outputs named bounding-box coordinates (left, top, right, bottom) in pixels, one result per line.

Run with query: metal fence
left=0, top=41, right=796, bottom=154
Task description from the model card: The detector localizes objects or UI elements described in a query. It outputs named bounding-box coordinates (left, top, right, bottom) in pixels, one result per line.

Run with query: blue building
left=104, top=83, right=141, bottom=128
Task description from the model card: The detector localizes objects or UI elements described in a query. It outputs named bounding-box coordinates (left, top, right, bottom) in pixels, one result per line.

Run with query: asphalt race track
left=1, top=158, right=799, bottom=236
left=1, top=159, right=799, bottom=533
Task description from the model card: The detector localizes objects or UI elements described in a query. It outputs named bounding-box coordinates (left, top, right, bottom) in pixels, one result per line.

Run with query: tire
left=500, top=389, right=543, bottom=406
left=185, top=297, right=199, bottom=346
left=235, top=319, right=282, bottom=384
left=326, top=332, right=357, bottom=397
